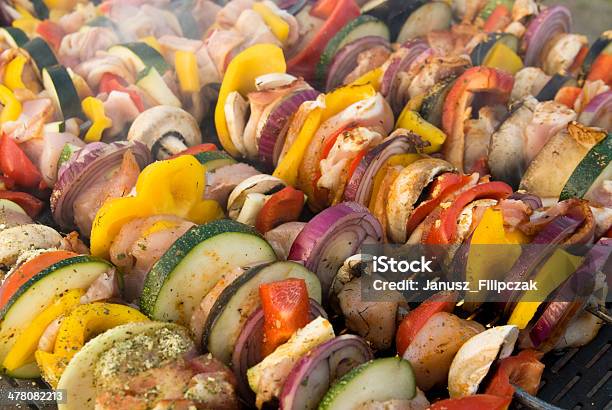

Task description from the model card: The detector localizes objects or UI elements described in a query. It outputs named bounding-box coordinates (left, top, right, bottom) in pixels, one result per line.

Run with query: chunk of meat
left=343, top=46, right=392, bottom=85
left=402, top=312, right=484, bottom=391
left=1, top=98, right=54, bottom=143
left=408, top=55, right=470, bottom=99
left=205, top=29, right=244, bottom=74
left=80, top=269, right=120, bottom=304
left=73, top=150, right=140, bottom=237
left=204, top=163, right=260, bottom=208
left=463, top=106, right=506, bottom=175
left=109, top=215, right=195, bottom=301
left=523, top=101, right=576, bottom=164
left=103, top=91, right=141, bottom=137
left=59, top=27, right=119, bottom=67
left=120, top=5, right=182, bottom=41
left=235, top=9, right=281, bottom=49
left=216, top=0, right=255, bottom=28
left=38, top=132, right=84, bottom=187
left=511, top=67, right=551, bottom=102
left=75, top=52, right=136, bottom=89
left=264, top=222, right=305, bottom=260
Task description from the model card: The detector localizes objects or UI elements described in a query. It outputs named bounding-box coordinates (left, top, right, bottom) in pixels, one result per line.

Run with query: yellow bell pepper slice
left=3, top=289, right=84, bottom=372
left=463, top=208, right=528, bottom=311
left=35, top=302, right=148, bottom=387
left=273, top=84, right=377, bottom=185
left=91, top=156, right=223, bottom=258
left=43, top=0, right=79, bottom=11
left=396, top=108, right=446, bottom=154
left=82, top=96, right=113, bottom=143
left=368, top=153, right=421, bottom=212
left=508, top=249, right=583, bottom=329
left=12, top=18, right=39, bottom=36
left=483, top=42, right=524, bottom=75
left=175, top=50, right=201, bottom=93
left=252, top=3, right=290, bottom=44
left=349, top=67, right=383, bottom=91
left=0, top=84, right=22, bottom=123
left=4, top=55, right=28, bottom=91
left=140, top=36, right=163, bottom=54
left=405, top=93, right=425, bottom=112
left=215, top=44, right=286, bottom=157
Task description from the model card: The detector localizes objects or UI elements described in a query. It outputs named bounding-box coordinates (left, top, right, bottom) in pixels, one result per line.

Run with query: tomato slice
left=405, top=173, right=472, bottom=236
left=287, top=0, right=360, bottom=80
left=429, top=394, right=512, bottom=410
left=425, top=181, right=513, bottom=245
left=259, top=278, right=310, bottom=356
left=0, top=191, right=44, bottom=218
left=0, top=251, right=78, bottom=309
left=0, top=134, right=44, bottom=190
left=36, top=21, right=65, bottom=50
left=587, top=53, right=612, bottom=86
left=99, top=73, right=145, bottom=112
left=255, top=186, right=305, bottom=234
left=169, top=143, right=218, bottom=159
left=396, top=291, right=457, bottom=356
left=485, top=350, right=545, bottom=399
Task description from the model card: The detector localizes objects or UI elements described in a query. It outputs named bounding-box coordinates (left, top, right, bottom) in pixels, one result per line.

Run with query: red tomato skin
left=259, top=278, right=310, bottom=356
left=0, top=191, right=44, bottom=218
left=36, top=21, right=65, bottom=50
left=99, top=73, right=145, bottom=112
left=485, top=350, right=545, bottom=399
left=0, top=134, right=44, bottom=190
left=396, top=291, right=457, bottom=356
left=255, top=187, right=305, bottom=234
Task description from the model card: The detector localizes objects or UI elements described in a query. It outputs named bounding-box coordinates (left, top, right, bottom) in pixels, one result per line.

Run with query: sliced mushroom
left=0, top=224, right=63, bottom=272
left=448, top=325, right=519, bottom=398
left=255, top=73, right=298, bottom=91
left=235, top=193, right=267, bottom=226
left=224, top=91, right=249, bottom=157
left=127, top=105, right=201, bottom=160
left=386, top=158, right=455, bottom=243
left=227, top=174, right=286, bottom=219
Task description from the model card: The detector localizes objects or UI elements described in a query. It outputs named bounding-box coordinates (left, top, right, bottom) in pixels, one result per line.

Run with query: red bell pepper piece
left=259, top=278, right=310, bottom=356
left=255, top=186, right=305, bottom=234
left=554, top=86, right=582, bottom=109
left=483, top=5, right=512, bottom=33
left=587, top=53, right=612, bottom=86
left=0, top=134, right=45, bottom=190
left=99, top=73, right=145, bottom=112
left=36, top=21, right=65, bottom=50
left=405, top=173, right=473, bottom=236
left=0, top=175, right=15, bottom=191
left=310, top=0, right=337, bottom=19
left=396, top=291, right=457, bottom=356
left=287, top=0, right=360, bottom=81
left=429, top=395, right=512, bottom=410
left=0, top=191, right=44, bottom=218
left=425, top=181, right=513, bottom=245
left=485, top=350, right=545, bottom=399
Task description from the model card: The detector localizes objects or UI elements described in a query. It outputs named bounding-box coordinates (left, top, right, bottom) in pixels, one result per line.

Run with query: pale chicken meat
left=205, top=29, right=244, bottom=74
left=2, top=98, right=54, bottom=143
left=59, top=27, right=119, bottom=67
left=542, top=33, right=588, bottom=75
left=80, top=269, right=121, bottom=304
left=120, top=4, right=182, bottom=41
left=191, top=0, right=222, bottom=33
left=216, top=0, right=255, bottom=28
left=75, top=52, right=136, bottom=89
left=73, top=150, right=140, bottom=237
left=511, top=67, right=551, bottom=101
left=343, top=46, right=392, bottom=85
left=235, top=9, right=282, bottom=49
left=205, top=163, right=260, bottom=208
left=109, top=215, right=195, bottom=301
left=402, top=312, right=484, bottom=391
left=463, top=106, right=506, bottom=175
left=407, top=55, right=470, bottom=99
left=103, top=91, right=142, bottom=137
left=57, top=3, right=98, bottom=33
left=523, top=101, right=576, bottom=164
left=38, top=132, right=85, bottom=187
left=264, top=222, right=306, bottom=260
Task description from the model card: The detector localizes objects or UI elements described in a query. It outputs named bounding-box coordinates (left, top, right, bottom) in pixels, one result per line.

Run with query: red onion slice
left=288, top=202, right=382, bottom=297
left=258, top=89, right=321, bottom=167
left=508, top=192, right=543, bottom=211
left=578, top=90, right=612, bottom=130
left=343, top=133, right=423, bottom=204
left=528, top=237, right=611, bottom=349
left=279, top=335, right=373, bottom=410
left=381, top=40, right=431, bottom=114
left=231, top=299, right=327, bottom=401
left=501, top=213, right=585, bottom=315
left=50, top=141, right=151, bottom=230
left=523, top=5, right=572, bottom=67
left=325, top=36, right=392, bottom=91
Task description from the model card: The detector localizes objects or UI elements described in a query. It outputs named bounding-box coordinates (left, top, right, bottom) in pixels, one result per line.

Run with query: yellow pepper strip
left=4, top=55, right=28, bottom=91
left=508, top=250, right=583, bottom=329
left=175, top=50, right=201, bottom=93
left=140, top=36, right=162, bottom=54
left=252, top=3, right=290, bottom=44
left=82, top=97, right=113, bottom=143
left=12, top=18, right=39, bottom=36
left=463, top=208, right=528, bottom=311
left=349, top=67, right=383, bottom=91
left=405, top=93, right=425, bottom=112
left=273, top=84, right=377, bottom=185
left=0, top=85, right=23, bottom=123
left=43, top=0, right=79, bottom=11
left=396, top=108, right=447, bottom=154
left=35, top=302, right=148, bottom=387
left=215, top=44, right=286, bottom=157
left=90, top=155, right=223, bottom=258
left=483, top=42, right=524, bottom=75
left=49, top=9, right=67, bottom=22
left=368, top=153, right=421, bottom=212
left=3, top=289, right=85, bottom=372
